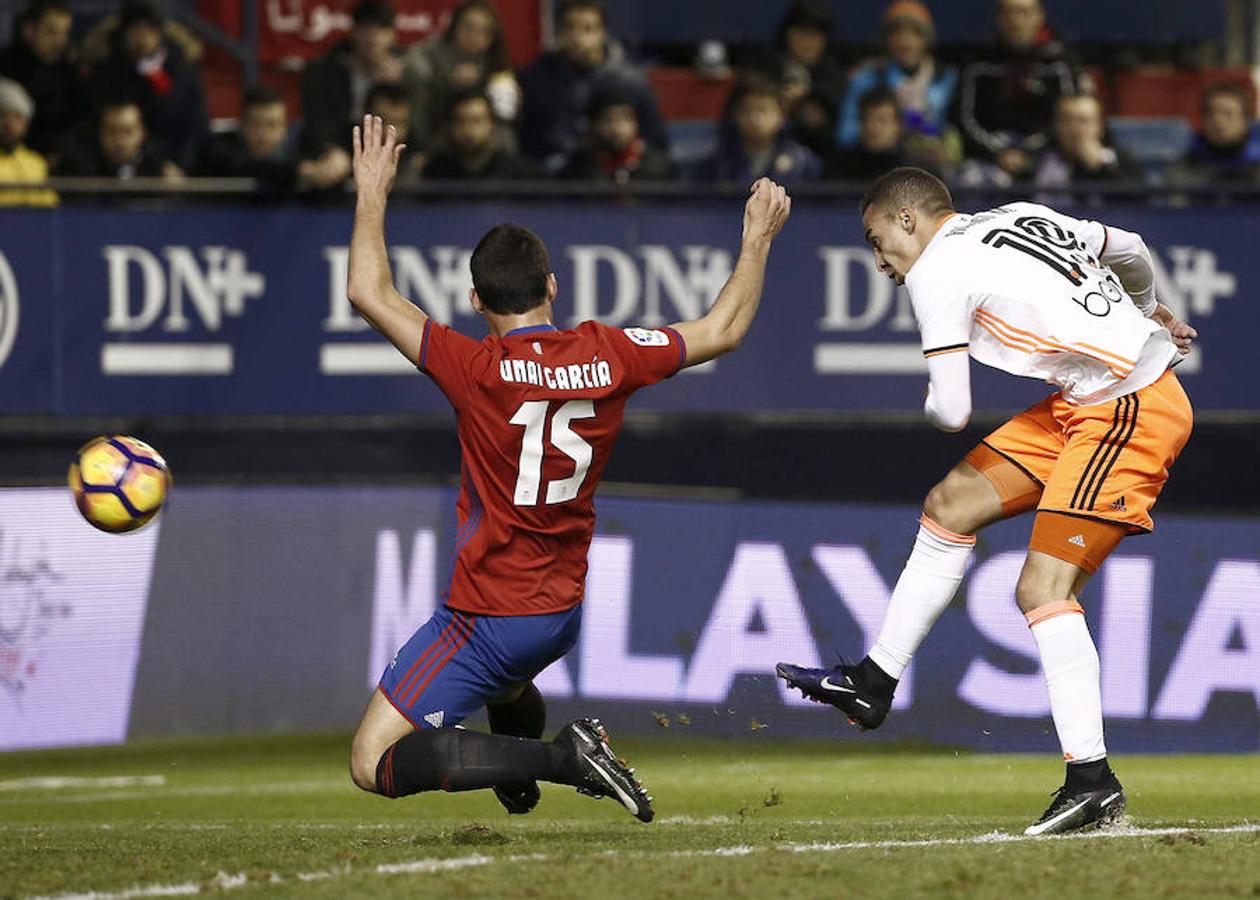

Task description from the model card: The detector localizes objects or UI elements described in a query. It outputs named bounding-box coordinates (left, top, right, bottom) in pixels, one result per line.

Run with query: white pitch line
left=26, top=822, right=1260, bottom=900
left=0, top=776, right=166, bottom=793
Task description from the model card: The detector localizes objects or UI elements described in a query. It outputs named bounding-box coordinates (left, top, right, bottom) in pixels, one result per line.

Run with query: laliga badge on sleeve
left=624, top=327, right=670, bottom=347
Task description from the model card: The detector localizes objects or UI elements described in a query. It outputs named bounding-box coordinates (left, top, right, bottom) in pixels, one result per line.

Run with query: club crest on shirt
left=624, top=327, right=669, bottom=347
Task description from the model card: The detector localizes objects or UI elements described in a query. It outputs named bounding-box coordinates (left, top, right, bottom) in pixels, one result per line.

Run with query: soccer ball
left=68, top=435, right=171, bottom=533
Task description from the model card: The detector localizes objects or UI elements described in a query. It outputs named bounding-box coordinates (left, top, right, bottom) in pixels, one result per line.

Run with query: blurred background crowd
left=0, top=0, right=1257, bottom=202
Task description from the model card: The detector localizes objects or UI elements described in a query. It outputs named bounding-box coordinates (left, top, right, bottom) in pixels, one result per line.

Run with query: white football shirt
left=905, top=202, right=1178, bottom=405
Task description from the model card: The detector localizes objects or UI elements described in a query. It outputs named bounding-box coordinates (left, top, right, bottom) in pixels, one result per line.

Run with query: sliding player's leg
left=778, top=429, right=1047, bottom=727
left=486, top=681, right=546, bottom=814
left=349, top=605, right=653, bottom=821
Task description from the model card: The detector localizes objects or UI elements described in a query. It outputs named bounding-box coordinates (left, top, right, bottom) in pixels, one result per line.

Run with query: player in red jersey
left=345, top=115, right=791, bottom=821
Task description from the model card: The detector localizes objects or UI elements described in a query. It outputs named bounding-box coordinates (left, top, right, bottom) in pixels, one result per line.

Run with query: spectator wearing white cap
left=0, top=77, right=56, bottom=206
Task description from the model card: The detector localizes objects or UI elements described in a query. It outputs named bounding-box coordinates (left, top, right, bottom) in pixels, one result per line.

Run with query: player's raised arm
left=1096, top=223, right=1197, bottom=353
left=347, top=114, right=428, bottom=364
left=669, top=178, right=791, bottom=367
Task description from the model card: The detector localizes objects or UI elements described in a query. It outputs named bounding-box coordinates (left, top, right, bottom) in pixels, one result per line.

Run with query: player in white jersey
left=778, top=167, right=1197, bottom=836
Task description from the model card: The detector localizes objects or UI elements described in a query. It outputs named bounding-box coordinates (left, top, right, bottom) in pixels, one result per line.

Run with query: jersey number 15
left=509, top=400, right=595, bottom=506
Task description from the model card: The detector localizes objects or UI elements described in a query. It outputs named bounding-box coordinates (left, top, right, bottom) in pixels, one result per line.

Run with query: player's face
left=242, top=102, right=287, bottom=159
left=863, top=205, right=919, bottom=285
left=997, top=0, right=1043, bottom=50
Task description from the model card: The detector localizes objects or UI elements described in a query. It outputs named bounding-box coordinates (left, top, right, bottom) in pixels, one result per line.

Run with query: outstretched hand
left=742, top=177, right=792, bottom=248
left=352, top=114, right=406, bottom=203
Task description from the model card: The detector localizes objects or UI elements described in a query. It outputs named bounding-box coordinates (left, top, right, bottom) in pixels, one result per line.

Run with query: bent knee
left=922, top=478, right=976, bottom=536
left=349, top=739, right=384, bottom=793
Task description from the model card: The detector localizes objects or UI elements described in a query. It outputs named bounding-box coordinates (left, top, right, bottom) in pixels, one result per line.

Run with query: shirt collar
left=504, top=324, right=559, bottom=337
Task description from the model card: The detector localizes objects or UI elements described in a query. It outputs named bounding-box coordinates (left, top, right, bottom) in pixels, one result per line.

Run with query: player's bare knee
left=349, top=735, right=383, bottom=793
left=923, top=476, right=975, bottom=535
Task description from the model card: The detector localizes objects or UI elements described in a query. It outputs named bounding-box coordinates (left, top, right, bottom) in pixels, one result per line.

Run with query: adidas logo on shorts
left=424, top=710, right=445, bottom=728
left=1108, top=496, right=1127, bottom=512
left=1068, top=534, right=1087, bottom=548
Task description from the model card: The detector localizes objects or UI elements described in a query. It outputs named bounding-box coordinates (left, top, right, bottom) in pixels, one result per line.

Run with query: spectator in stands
left=423, top=87, right=535, bottom=180
left=86, top=0, right=208, bottom=171
left=697, top=77, right=820, bottom=186
left=0, top=0, right=85, bottom=163
left=0, top=77, right=55, bottom=205
left=1168, top=83, right=1260, bottom=186
left=301, top=1, right=425, bottom=159
left=955, top=0, right=1083, bottom=181
left=518, top=0, right=666, bottom=172
left=365, top=82, right=425, bottom=182
left=58, top=99, right=181, bottom=181
left=404, top=1, right=520, bottom=141
left=196, top=86, right=347, bottom=195
left=746, top=0, right=847, bottom=125
left=1033, top=93, right=1140, bottom=189
left=837, top=1, right=958, bottom=171
left=561, top=85, right=672, bottom=184
left=825, top=86, right=925, bottom=182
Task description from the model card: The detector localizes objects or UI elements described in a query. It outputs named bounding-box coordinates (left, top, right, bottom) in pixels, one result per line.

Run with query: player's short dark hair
left=859, top=165, right=953, bottom=218
left=1202, top=81, right=1251, bottom=115
left=366, top=81, right=411, bottom=110
left=556, top=0, right=605, bottom=28
left=352, top=0, right=395, bottom=29
left=858, top=85, right=899, bottom=118
left=470, top=224, right=551, bottom=315
left=242, top=84, right=284, bottom=112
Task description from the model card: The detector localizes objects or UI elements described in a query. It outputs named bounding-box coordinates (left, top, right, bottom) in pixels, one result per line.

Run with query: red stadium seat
left=1110, top=67, right=1256, bottom=129
left=647, top=67, right=735, bottom=122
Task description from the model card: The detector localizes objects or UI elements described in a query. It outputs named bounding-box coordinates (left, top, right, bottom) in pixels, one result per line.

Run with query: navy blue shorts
left=378, top=603, right=581, bottom=730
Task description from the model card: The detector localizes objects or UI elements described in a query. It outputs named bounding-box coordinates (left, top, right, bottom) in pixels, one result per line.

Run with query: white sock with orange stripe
left=1027, top=600, right=1107, bottom=763
left=867, top=515, right=975, bottom=680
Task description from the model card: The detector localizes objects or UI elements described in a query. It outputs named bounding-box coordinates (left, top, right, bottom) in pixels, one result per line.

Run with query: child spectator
left=0, top=77, right=55, bottom=205
left=404, top=1, right=520, bottom=140
left=422, top=87, right=536, bottom=180
left=518, top=0, right=666, bottom=172
left=0, top=0, right=85, bottom=162
left=837, top=1, right=957, bottom=170
left=58, top=99, right=180, bottom=181
left=1168, top=83, right=1260, bottom=186
left=697, top=77, right=820, bottom=186
left=86, top=0, right=208, bottom=170
left=1034, top=93, right=1140, bottom=188
left=560, top=86, right=672, bottom=184
left=826, top=86, right=917, bottom=181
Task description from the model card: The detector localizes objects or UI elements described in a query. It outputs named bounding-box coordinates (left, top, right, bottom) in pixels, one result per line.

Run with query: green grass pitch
left=2, top=731, right=1258, bottom=899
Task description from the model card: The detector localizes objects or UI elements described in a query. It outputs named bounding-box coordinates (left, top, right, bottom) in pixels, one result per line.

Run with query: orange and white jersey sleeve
left=906, top=203, right=1178, bottom=407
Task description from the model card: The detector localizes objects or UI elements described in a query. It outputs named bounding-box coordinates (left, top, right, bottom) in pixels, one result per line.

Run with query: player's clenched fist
left=352, top=114, right=406, bottom=202
left=742, top=177, right=792, bottom=248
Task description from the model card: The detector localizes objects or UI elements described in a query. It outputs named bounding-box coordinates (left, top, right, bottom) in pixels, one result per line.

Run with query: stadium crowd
left=0, top=0, right=1257, bottom=202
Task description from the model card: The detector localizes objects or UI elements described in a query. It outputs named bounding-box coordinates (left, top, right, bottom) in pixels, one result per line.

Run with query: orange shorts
left=966, top=370, right=1193, bottom=534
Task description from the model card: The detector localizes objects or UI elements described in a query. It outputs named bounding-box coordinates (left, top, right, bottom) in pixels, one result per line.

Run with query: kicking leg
left=779, top=451, right=1038, bottom=728
left=1019, top=513, right=1127, bottom=835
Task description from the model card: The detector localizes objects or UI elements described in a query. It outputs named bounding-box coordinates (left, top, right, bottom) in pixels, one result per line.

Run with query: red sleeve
left=417, top=319, right=484, bottom=406
left=597, top=323, right=688, bottom=391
